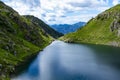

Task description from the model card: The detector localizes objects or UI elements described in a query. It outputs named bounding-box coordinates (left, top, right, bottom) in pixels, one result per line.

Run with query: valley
left=0, top=1, right=120, bottom=80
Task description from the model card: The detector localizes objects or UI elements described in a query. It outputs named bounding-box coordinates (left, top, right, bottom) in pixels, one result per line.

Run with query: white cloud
left=1, top=0, right=41, bottom=17
left=40, top=0, right=110, bottom=24
left=1, top=0, right=113, bottom=24
left=49, top=14, right=97, bottom=24
left=113, top=0, right=120, bottom=5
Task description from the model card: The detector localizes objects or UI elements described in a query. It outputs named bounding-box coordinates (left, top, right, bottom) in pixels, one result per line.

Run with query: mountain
left=61, top=4, right=120, bottom=47
left=0, top=1, right=61, bottom=79
left=24, top=15, right=63, bottom=38
left=51, top=22, right=86, bottom=34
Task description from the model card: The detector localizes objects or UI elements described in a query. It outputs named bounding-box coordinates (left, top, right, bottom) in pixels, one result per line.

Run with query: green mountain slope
left=61, top=4, right=120, bottom=47
left=0, top=1, right=60, bottom=79
left=24, top=15, right=63, bottom=38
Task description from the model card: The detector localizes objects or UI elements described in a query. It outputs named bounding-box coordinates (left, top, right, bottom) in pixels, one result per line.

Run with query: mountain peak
left=51, top=22, right=86, bottom=34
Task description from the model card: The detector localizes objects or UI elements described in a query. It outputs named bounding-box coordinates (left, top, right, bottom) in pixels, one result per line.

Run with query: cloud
left=1, top=0, right=41, bottom=17
left=39, top=0, right=110, bottom=24
left=1, top=0, right=116, bottom=24
left=68, top=0, right=108, bottom=7
left=113, top=0, right=120, bottom=5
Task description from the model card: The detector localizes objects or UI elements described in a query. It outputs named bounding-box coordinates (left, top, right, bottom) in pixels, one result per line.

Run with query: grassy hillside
left=24, top=15, right=63, bottom=38
left=61, top=4, right=120, bottom=47
left=0, top=1, right=60, bottom=79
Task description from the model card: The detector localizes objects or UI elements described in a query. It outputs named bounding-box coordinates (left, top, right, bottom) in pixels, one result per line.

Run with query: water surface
left=12, top=41, right=120, bottom=80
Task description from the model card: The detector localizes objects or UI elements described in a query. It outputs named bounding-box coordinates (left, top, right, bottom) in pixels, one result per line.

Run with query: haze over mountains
left=51, top=22, right=86, bottom=34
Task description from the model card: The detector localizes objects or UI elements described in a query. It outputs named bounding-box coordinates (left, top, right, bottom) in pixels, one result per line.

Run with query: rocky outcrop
left=108, top=41, right=120, bottom=47
left=110, top=19, right=120, bottom=31
left=110, top=18, right=120, bottom=37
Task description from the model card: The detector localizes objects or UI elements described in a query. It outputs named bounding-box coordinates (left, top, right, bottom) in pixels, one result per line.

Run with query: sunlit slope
left=61, top=4, right=120, bottom=46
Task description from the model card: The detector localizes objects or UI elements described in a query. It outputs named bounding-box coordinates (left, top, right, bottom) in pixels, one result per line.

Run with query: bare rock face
left=108, top=41, right=120, bottom=47
left=110, top=18, right=120, bottom=37
left=118, top=29, right=120, bottom=37
left=110, top=19, right=120, bottom=31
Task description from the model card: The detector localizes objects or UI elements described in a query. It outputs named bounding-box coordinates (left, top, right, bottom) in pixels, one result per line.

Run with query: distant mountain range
left=51, top=22, right=86, bottom=34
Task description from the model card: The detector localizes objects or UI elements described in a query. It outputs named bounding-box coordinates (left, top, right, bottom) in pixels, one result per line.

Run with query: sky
left=1, top=0, right=120, bottom=24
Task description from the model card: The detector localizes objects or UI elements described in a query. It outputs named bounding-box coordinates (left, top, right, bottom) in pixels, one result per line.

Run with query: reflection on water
left=12, top=41, right=120, bottom=80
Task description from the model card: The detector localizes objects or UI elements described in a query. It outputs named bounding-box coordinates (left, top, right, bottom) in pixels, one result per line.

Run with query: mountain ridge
left=24, top=15, right=63, bottom=38
left=0, top=1, right=61, bottom=79
left=61, top=4, right=120, bottom=47
left=51, top=22, right=86, bottom=34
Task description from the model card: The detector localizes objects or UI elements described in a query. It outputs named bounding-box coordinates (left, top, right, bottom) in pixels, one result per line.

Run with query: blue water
left=12, top=41, right=120, bottom=80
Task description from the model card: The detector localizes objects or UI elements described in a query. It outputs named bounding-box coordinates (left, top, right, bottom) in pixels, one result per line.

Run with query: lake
left=12, top=41, right=120, bottom=80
